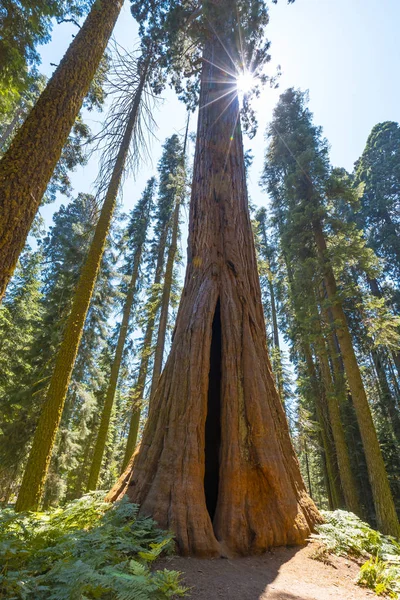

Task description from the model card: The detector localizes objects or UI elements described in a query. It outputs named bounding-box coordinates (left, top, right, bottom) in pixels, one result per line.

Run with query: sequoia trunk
left=0, top=0, right=123, bottom=301
left=107, top=32, right=320, bottom=556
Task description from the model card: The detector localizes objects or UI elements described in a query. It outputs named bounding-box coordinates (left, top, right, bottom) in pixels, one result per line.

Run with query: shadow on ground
left=157, top=544, right=376, bottom=600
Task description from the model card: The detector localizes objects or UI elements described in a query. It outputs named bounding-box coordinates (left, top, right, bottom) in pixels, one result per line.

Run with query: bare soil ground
left=158, top=542, right=377, bottom=600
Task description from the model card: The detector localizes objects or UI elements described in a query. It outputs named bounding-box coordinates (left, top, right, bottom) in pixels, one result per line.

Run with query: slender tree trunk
left=0, top=107, right=23, bottom=151
left=258, top=219, right=284, bottom=400
left=150, top=119, right=189, bottom=397
left=318, top=431, right=334, bottom=510
left=108, top=29, right=320, bottom=557
left=86, top=251, right=142, bottom=491
left=303, top=439, right=313, bottom=499
left=0, top=0, right=124, bottom=301
left=314, top=321, right=361, bottom=514
left=121, top=221, right=171, bottom=469
left=302, top=343, right=343, bottom=509
left=312, top=217, right=400, bottom=537
left=149, top=198, right=180, bottom=397
left=15, top=68, right=148, bottom=512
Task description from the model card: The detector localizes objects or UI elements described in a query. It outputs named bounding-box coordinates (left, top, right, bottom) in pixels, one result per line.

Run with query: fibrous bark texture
left=107, top=34, right=321, bottom=557
left=0, top=0, right=123, bottom=301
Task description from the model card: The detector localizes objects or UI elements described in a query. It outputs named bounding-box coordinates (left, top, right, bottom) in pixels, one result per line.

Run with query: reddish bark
left=107, top=32, right=320, bottom=556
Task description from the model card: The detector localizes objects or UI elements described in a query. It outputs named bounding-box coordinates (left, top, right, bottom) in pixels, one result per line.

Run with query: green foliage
left=0, top=493, right=187, bottom=599
left=0, top=0, right=92, bottom=106
left=358, top=557, right=398, bottom=597
left=354, top=121, right=400, bottom=283
left=312, top=510, right=400, bottom=598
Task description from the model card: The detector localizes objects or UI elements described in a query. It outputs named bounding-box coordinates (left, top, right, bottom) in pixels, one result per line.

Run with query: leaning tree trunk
left=121, top=215, right=172, bottom=470
left=0, top=0, right=124, bottom=302
left=107, top=31, right=321, bottom=557
left=312, top=218, right=400, bottom=537
left=314, top=320, right=361, bottom=515
left=15, top=69, right=148, bottom=512
left=302, top=342, right=343, bottom=509
left=149, top=195, right=180, bottom=397
left=86, top=249, right=142, bottom=491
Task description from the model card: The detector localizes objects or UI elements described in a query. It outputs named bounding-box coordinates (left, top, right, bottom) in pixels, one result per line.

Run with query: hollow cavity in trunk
left=204, top=299, right=222, bottom=523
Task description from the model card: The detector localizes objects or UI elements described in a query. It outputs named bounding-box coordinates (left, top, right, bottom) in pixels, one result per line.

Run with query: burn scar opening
left=204, top=299, right=222, bottom=523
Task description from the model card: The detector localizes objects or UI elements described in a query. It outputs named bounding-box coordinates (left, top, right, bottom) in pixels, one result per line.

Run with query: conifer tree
left=86, top=178, right=155, bottom=491
left=0, top=0, right=124, bottom=301
left=0, top=194, right=97, bottom=496
left=109, top=0, right=320, bottom=556
left=0, top=0, right=92, bottom=104
left=15, top=51, right=153, bottom=511
left=262, top=88, right=400, bottom=536
left=354, top=122, right=400, bottom=283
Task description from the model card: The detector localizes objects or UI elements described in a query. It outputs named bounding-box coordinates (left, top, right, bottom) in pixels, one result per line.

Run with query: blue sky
left=37, top=0, right=400, bottom=226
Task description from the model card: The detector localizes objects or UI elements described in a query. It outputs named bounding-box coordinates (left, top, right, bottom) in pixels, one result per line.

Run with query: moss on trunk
left=0, top=0, right=123, bottom=301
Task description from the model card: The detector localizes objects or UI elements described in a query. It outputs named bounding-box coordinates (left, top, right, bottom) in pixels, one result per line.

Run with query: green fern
left=0, top=493, right=187, bottom=599
left=311, top=510, right=400, bottom=599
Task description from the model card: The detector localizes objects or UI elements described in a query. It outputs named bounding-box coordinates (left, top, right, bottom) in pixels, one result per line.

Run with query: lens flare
left=236, top=71, right=255, bottom=94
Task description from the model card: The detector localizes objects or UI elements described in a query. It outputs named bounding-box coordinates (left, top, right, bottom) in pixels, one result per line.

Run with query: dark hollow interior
left=204, top=299, right=222, bottom=523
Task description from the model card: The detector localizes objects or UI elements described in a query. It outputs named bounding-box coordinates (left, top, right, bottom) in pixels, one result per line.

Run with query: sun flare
left=236, top=70, right=255, bottom=94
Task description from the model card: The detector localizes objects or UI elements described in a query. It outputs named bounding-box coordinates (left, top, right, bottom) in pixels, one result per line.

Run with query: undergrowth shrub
left=312, top=510, right=400, bottom=598
left=0, top=492, right=187, bottom=599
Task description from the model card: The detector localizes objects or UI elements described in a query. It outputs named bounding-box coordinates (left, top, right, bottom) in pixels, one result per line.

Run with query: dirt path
left=158, top=543, right=377, bottom=600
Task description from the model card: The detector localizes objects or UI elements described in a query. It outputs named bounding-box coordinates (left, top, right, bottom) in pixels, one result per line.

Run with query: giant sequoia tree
left=108, top=0, right=320, bottom=556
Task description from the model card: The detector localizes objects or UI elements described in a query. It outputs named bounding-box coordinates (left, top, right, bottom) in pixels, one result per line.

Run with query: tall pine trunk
left=108, top=30, right=320, bottom=557
left=0, top=0, right=124, bottom=302
left=86, top=251, right=142, bottom=491
left=257, top=215, right=284, bottom=401
left=302, top=342, right=343, bottom=509
left=149, top=197, right=180, bottom=397
left=121, top=204, right=173, bottom=469
left=314, top=319, right=361, bottom=514
left=312, top=217, right=400, bottom=537
left=15, top=65, right=149, bottom=512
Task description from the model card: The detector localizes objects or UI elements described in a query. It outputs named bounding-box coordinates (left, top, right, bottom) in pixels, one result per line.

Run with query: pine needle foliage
left=0, top=492, right=187, bottom=599
left=312, top=510, right=400, bottom=597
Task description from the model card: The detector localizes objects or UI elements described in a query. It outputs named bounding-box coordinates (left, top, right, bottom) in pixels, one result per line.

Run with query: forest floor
left=157, top=542, right=377, bottom=600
